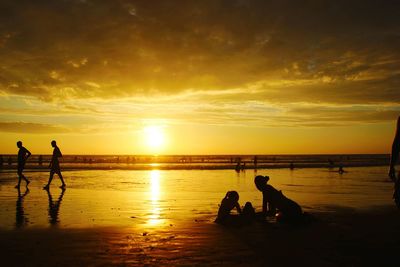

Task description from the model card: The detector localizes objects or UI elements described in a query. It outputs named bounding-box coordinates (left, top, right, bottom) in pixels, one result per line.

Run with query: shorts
left=17, top=163, right=25, bottom=173
left=51, top=163, right=61, bottom=173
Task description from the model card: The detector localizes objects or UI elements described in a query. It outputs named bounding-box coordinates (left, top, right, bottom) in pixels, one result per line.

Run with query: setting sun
left=144, top=126, right=165, bottom=150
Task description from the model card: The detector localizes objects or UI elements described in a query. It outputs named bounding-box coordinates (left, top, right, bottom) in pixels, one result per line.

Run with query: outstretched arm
left=234, top=202, right=242, bottom=214
left=389, top=116, right=400, bottom=180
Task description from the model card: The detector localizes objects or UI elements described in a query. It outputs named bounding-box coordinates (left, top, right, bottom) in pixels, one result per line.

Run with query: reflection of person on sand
left=215, top=191, right=242, bottom=224
left=16, top=187, right=29, bottom=228
left=254, top=175, right=302, bottom=223
left=389, top=116, right=400, bottom=181
left=43, top=140, right=66, bottom=189
left=46, top=188, right=66, bottom=225
left=15, top=141, right=31, bottom=189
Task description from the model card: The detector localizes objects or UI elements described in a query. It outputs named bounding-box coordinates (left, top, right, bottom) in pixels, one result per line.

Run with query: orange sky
left=0, top=0, right=399, bottom=154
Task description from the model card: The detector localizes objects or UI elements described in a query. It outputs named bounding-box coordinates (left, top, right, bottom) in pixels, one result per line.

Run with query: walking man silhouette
left=43, top=140, right=66, bottom=189
left=15, top=141, right=31, bottom=188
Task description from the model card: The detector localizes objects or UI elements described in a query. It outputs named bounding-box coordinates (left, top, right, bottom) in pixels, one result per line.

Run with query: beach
left=1, top=166, right=399, bottom=266
left=2, top=0, right=400, bottom=266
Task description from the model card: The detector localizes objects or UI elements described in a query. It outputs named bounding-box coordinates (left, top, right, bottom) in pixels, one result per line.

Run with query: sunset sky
left=0, top=0, right=399, bottom=155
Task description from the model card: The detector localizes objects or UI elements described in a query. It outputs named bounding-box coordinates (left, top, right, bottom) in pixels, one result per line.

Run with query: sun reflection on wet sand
left=0, top=166, right=396, bottom=230
left=147, top=170, right=163, bottom=226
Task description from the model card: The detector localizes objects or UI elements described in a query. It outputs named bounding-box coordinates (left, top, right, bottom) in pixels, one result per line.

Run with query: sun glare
left=144, top=126, right=165, bottom=150
left=148, top=170, right=162, bottom=226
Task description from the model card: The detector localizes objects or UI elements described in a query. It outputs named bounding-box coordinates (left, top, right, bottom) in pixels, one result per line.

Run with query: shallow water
left=0, top=166, right=394, bottom=230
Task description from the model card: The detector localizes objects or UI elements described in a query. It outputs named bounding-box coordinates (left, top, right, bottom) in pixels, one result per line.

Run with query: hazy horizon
left=0, top=152, right=391, bottom=156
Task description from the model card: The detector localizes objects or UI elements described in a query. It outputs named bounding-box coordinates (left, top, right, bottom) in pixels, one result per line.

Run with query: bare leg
left=15, top=172, right=22, bottom=188
left=44, top=171, right=55, bottom=189
left=20, top=173, right=30, bottom=186
left=58, top=171, right=66, bottom=188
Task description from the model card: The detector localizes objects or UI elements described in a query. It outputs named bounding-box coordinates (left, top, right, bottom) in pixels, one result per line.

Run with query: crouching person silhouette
left=215, top=191, right=256, bottom=226
left=215, top=191, right=242, bottom=225
left=254, top=175, right=303, bottom=223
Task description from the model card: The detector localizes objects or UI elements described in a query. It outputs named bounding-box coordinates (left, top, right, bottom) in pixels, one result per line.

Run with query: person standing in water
left=16, top=141, right=31, bottom=188
left=389, top=116, right=400, bottom=181
left=43, top=140, right=66, bottom=189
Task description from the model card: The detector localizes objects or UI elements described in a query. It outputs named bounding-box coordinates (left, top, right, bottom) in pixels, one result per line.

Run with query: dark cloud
left=0, top=0, right=399, bottom=104
left=0, top=121, right=69, bottom=133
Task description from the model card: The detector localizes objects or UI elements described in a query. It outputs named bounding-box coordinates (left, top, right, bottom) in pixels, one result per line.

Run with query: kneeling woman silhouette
left=254, top=175, right=303, bottom=223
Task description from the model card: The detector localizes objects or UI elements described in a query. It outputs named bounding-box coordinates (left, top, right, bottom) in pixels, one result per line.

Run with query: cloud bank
left=0, top=0, right=399, bottom=133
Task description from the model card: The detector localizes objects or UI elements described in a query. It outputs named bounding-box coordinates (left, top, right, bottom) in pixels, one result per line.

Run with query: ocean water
left=0, top=166, right=395, bottom=230
left=0, top=154, right=390, bottom=170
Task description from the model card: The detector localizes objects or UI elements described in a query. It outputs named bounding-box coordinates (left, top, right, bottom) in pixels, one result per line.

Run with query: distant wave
left=0, top=154, right=390, bottom=171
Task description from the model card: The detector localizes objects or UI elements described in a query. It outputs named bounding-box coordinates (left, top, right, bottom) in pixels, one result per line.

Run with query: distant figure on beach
left=254, top=156, right=258, bottom=168
left=16, top=187, right=29, bottom=228
left=338, top=166, right=346, bottom=174
left=15, top=141, right=31, bottom=188
left=215, top=191, right=242, bottom=224
left=328, top=159, right=334, bottom=168
left=389, top=116, right=400, bottom=181
left=0, top=155, right=3, bottom=167
left=43, top=140, right=66, bottom=189
left=290, top=162, right=294, bottom=170
left=38, top=155, right=43, bottom=166
left=235, top=161, right=241, bottom=172
left=8, top=156, right=12, bottom=166
left=45, top=188, right=65, bottom=225
left=254, top=175, right=302, bottom=223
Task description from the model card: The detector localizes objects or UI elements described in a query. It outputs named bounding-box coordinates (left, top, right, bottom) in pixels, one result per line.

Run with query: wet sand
left=1, top=206, right=400, bottom=266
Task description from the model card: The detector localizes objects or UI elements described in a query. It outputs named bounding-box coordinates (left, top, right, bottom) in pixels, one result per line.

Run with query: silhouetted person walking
left=389, top=116, right=400, bottom=181
left=15, top=141, right=31, bottom=188
left=43, top=140, right=66, bottom=189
